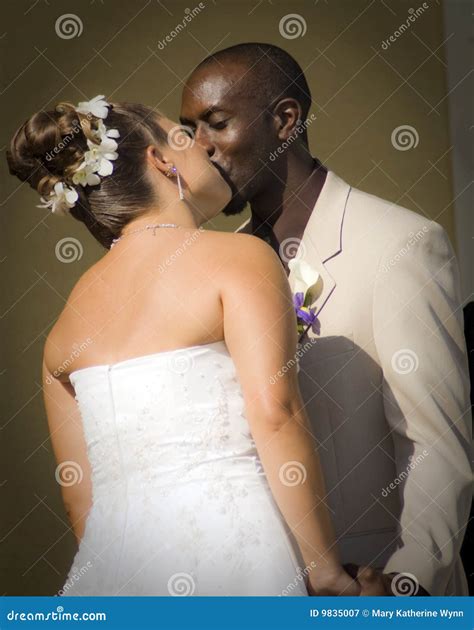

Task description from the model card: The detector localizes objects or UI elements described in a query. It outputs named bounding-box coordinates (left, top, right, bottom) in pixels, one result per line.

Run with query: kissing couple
left=7, top=43, right=471, bottom=597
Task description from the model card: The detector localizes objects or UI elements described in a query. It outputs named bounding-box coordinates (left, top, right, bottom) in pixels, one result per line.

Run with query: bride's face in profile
left=155, top=117, right=232, bottom=221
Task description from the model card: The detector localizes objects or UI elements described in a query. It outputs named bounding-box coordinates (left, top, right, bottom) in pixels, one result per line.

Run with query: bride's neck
left=123, top=200, right=200, bottom=235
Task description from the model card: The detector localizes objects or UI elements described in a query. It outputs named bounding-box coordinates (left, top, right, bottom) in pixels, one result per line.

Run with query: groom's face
left=180, top=61, right=276, bottom=215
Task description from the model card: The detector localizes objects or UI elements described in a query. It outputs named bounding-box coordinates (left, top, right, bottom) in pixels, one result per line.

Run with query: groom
left=180, top=43, right=472, bottom=596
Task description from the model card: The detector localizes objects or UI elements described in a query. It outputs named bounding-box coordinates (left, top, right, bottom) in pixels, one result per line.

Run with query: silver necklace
left=110, top=223, right=181, bottom=248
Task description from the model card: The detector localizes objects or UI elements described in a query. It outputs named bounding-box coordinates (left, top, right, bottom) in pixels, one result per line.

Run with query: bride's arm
left=221, top=234, right=359, bottom=596
left=42, top=358, right=92, bottom=545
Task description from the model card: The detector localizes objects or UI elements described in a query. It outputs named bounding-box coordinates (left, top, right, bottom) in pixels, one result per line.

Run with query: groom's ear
left=271, top=98, right=303, bottom=142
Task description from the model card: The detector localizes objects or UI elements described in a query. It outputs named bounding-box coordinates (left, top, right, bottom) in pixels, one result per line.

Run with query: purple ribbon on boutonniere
left=293, top=291, right=319, bottom=342
left=288, top=258, right=321, bottom=343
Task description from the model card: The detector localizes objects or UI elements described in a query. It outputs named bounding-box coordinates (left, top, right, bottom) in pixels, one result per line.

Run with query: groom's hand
left=356, top=566, right=393, bottom=595
left=356, top=566, right=430, bottom=596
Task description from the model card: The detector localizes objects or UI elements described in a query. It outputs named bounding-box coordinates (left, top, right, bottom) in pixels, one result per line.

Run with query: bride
left=7, top=95, right=360, bottom=597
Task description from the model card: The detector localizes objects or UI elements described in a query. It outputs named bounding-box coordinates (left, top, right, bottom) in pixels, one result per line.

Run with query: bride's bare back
left=45, top=227, right=238, bottom=378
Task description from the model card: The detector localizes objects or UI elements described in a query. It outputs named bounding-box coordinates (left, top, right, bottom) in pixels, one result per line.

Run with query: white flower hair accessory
left=37, top=181, right=78, bottom=215
left=37, top=95, right=120, bottom=215
left=75, top=95, right=111, bottom=120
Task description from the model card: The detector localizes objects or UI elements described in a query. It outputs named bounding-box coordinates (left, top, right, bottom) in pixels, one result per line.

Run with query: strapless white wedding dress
left=60, top=340, right=308, bottom=596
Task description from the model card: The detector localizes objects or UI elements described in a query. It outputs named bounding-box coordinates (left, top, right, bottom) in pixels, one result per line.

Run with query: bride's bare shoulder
left=204, top=229, right=275, bottom=257
left=43, top=265, right=100, bottom=374
left=205, top=230, right=282, bottom=275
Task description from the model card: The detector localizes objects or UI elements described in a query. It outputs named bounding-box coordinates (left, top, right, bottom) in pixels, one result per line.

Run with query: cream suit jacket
left=237, top=170, right=472, bottom=596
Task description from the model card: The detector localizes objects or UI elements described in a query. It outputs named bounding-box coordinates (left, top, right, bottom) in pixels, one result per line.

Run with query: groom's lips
left=211, top=161, right=238, bottom=196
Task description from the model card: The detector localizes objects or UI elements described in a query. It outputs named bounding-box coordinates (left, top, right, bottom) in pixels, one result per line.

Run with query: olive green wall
left=0, top=0, right=462, bottom=594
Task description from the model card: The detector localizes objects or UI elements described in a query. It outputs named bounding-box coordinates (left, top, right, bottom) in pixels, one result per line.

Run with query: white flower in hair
left=93, top=118, right=120, bottom=142
left=36, top=94, right=120, bottom=214
left=37, top=181, right=78, bottom=215
left=75, top=94, right=110, bottom=119
left=84, top=136, right=119, bottom=177
left=72, top=161, right=101, bottom=187
left=73, top=121, right=120, bottom=186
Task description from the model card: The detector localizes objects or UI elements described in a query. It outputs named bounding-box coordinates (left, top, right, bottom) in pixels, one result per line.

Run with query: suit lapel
left=288, top=171, right=352, bottom=322
left=235, top=171, right=352, bottom=325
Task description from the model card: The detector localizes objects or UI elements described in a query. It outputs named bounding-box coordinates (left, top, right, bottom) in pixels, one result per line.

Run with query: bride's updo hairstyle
left=6, top=100, right=168, bottom=249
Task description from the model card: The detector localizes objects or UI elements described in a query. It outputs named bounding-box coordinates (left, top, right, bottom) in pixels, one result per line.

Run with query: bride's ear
left=145, top=145, right=172, bottom=176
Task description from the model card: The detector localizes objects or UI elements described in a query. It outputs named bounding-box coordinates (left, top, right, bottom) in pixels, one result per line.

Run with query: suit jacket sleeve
left=372, top=219, right=472, bottom=595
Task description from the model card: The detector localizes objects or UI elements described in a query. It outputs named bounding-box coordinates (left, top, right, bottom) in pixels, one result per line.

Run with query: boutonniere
left=288, top=258, right=321, bottom=342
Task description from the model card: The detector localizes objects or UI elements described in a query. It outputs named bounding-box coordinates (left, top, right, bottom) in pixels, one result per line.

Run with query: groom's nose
left=194, top=126, right=215, bottom=157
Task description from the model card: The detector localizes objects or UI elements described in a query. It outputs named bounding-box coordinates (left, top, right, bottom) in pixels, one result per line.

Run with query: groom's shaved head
left=191, top=43, right=312, bottom=121
left=181, top=43, right=313, bottom=215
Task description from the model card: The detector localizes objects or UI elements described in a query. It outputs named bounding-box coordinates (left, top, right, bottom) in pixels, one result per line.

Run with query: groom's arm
left=372, top=219, right=472, bottom=596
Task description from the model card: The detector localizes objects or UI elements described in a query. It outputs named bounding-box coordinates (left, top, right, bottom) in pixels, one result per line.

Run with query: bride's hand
left=306, top=566, right=361, bottom=596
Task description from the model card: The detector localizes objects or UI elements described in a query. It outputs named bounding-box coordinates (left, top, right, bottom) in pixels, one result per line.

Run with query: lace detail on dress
left=62, top=342, right=308, bottom=596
